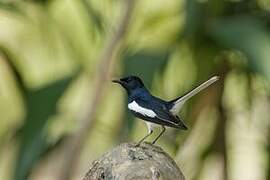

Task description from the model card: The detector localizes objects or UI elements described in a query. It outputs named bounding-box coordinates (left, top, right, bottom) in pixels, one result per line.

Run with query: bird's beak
left=112, top=79, right=122, bottom=84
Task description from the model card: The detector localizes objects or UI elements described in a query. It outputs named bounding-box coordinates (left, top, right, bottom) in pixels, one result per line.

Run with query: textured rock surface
left=82, top=142, right=185, bottom=180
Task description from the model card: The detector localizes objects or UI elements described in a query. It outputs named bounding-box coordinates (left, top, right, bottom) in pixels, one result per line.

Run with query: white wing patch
left=128, top=101, right=156, bottom=118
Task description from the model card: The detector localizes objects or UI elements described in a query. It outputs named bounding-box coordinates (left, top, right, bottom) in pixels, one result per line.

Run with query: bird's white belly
left=145, top=121, right=159, bottom=133
left=128, top=101, right=157, bottom=118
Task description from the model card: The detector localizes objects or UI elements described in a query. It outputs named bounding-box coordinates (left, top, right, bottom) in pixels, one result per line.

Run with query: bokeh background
left=0, top=0, right=270, bottom=180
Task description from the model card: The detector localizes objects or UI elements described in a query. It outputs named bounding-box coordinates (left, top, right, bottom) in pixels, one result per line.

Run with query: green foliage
left=0, top=1, right=26, bottom=16
left=123, top=51, right=169, bottom=86
left=1, top=44, right=77, bottom=180
left=15, top=74, right=76, bottom=180
left=4, top=56, right=77, bottom=180
left=208, top=16, right=270, bottom=80
left=0, top=0, right=269, bottom=180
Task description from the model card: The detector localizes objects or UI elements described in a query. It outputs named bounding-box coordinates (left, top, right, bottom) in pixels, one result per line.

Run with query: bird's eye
left=126, top=78, right=132, bottom=82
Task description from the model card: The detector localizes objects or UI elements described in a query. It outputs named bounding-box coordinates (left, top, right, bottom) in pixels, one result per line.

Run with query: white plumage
left=145, top=121, right=159, bottom=133
left=128, top=101, right=157, bottom=118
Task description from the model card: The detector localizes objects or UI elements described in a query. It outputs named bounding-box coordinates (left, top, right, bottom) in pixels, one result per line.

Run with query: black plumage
left=113, top=75, right=218, bottom=145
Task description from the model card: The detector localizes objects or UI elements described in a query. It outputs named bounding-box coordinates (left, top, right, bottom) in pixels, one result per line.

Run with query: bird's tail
left=169, top=76, right=219, bottom=115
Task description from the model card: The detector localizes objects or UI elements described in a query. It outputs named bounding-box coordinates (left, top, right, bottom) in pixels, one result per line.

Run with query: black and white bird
left=112, top=75, right=219, bottom=145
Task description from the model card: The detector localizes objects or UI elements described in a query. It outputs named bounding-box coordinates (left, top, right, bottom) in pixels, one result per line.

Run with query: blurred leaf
left=1, top=44, right=79, bottom=180
left=183, top=0, right=205, bottom=40
left=14, top=75, right=76, bottom=180
left=24, top=0, right=52, bottom=5
left=39, top=134, right=68, bottom=160
left=123, top=51, right=169, bottom=87
left=0, top=1, right=24, bottom=15
left=208, top=16, right=270, bottom=81
left=80, top=0, right=104, bottom=33
left=183, top=0, right=224, bottom=38
left=118, top=51, right=169, bottom=141
left=0, top=46, right=25, bottom=93
left=0, top=47, right=25, bottom=154
left=224, top=0, right=259, bottom=15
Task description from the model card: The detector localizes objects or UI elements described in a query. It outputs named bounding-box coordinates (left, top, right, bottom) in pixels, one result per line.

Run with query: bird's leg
left=152, top=126, right=166, bottom=144
left=135, top=130, right=153, bottom=147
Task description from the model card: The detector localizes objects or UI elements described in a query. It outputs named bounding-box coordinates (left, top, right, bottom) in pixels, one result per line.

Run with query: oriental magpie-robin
left=112, top=75, right=219, bottom=145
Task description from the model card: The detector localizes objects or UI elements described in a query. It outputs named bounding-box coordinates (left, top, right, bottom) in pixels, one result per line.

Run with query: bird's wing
left=133, top=98, right=187, bottom=129
left=169, top=76, right=219, bottom=115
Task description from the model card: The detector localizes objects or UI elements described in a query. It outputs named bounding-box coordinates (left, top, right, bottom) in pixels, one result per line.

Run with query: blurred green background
left=0, top=0, right=270, bottom=180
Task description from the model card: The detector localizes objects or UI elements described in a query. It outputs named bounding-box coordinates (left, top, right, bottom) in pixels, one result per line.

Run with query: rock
left=82, top=142, right=185, bottom=180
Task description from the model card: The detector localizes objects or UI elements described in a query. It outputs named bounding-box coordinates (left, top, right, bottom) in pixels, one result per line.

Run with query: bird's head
left=112, top=76, right=145, bottom=94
